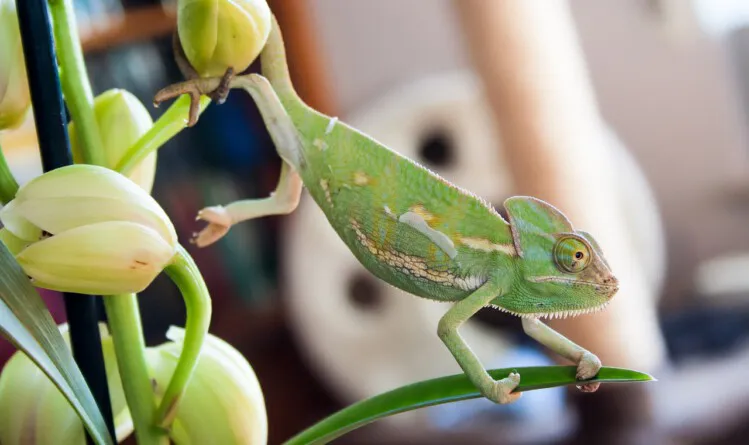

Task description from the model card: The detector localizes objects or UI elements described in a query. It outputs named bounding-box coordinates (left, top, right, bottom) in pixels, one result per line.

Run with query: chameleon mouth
left=526, top=276, right=619, bottom=296
left=490, top=301, right=610, bottom=320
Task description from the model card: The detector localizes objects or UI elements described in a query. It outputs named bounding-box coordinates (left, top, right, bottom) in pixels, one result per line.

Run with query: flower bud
left=0, top=323, right=133, bottom=445
left=148, top=326, right=268, bottom=445
left=177, top=0, right=271, bottom=77
left=0, top=164, right=178, bottom=294
left=0, top=227, right=30, bottom=255
left=69, top=89, right=157, bottom=192
left=0, top=0, right=31, bottom=130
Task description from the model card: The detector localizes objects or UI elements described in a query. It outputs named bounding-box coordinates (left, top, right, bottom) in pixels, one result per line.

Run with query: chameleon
left=154, top=15, right=619, bottom=404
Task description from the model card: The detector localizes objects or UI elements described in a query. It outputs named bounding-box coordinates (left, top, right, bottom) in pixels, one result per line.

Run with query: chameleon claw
left=207, top=67, right=235, bottom=105
left=153, top=71, right=229, bottom=127
left=574, top=351, right=602, bottom=393
left=576, top=382, right=600, bottom=393
left=192, top=224, right=231, bottom=247
left=487, top=371, right=522, bottom=404
left=192, top=206, right=233, bottom=247
left=576, top=351, right=601, bottom=380
left=153, top=81, right=205, bottom=127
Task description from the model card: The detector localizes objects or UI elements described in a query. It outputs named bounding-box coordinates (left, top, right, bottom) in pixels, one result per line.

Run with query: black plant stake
left=14, top=0, right=116, bottom=442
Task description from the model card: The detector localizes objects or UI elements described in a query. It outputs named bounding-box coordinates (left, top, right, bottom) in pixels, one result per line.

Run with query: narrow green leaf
left=0, top=241, right=113, bottom=445
left=283, top=365, right=654, bottom=445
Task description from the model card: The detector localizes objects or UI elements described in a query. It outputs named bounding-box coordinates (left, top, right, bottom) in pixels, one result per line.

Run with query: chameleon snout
left=601, top=274, right=619, bottom=297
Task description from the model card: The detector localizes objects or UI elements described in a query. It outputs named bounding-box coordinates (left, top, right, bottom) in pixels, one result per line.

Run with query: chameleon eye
left=554, top=236, right=591, bottom=273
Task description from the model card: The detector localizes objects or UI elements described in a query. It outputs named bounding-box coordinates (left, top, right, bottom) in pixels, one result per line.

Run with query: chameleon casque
left=155, top=16, right=619, bottom=404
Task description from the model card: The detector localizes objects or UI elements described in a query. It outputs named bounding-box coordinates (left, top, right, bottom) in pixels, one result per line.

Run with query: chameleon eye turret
left=553, top=235, right=592, bottom=273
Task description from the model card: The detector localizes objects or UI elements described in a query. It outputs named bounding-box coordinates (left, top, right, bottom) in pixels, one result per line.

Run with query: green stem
left=48, top=0, right=105, bottom=166
left=158, top=244, right=212, bottom=428
left=115, top=95, right=211, bottom=176
left=0, top=141, right=19, bottom=204
left=103, top=294, right=168, bottom=445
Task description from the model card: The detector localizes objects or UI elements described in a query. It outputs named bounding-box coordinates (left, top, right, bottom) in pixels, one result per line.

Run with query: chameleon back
left=283, top=101, right=517, bottom=302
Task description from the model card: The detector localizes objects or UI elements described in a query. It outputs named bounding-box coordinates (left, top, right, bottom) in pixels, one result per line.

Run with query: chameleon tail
left=260, top=14, right=302, bottom=107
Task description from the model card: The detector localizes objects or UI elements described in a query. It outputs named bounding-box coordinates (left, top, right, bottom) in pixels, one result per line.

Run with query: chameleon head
left=495, top=196, right=619, bottom=319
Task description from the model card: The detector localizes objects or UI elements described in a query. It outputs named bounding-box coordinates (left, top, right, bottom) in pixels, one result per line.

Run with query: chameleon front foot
left=192, top=206, right=233, bottom=247
left=485, top=371, right=522, bottom=404
left=575, top=351, right=602, bottom=393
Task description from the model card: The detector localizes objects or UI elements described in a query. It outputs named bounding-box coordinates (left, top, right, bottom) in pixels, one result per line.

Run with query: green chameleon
left=155, top=16, right=619, bottom=404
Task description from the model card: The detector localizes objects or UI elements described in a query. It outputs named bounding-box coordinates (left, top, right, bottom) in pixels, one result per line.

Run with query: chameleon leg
left=193, top=161, right=302, bottom=247
left=438, top=283, right=522, bottom=404
left=521, top=317, right=601, bottom=392
left=156, top=73, right=306, bottom=247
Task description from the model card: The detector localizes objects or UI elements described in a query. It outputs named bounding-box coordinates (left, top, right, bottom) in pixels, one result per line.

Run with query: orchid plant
left=0, top=1, right=653, bottom=444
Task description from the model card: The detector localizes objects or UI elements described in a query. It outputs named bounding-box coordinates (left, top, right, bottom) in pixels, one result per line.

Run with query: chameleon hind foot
left=192, top=162, right=303, bottom=248
left=154, top=78, right=217, bottom=127
left=486, top=372, right=522, bottom=404
left=166, top=30, right=235, bottom=125
left=207, top=67, right=235, bottom=105
left=192, top=206, right=232, bottom=247
left=153, top=67, right=234, bottom=127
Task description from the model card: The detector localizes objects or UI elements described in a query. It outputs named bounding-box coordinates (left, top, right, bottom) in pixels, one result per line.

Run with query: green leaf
left=283, top=365, right=654, bottom=445
left=0, top=241, right=113, bottom=445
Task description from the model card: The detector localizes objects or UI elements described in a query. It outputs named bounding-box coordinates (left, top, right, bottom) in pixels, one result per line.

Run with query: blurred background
left=5, top=0, right=749, bottom=444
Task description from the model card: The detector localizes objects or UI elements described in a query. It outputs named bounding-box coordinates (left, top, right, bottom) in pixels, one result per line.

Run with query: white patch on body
left=398, top=211, right=458, bottom=259
left=454, top=275, right=485, bottom=291
left=325, top=117, right=338, bottom=135
left=459, top=236, right=516, bottom=256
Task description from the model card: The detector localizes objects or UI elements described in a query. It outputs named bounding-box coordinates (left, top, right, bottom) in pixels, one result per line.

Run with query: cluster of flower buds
left=0, top=0, right=274, bottom=443
left=0, top=325, right=268, bottom=445
left=148, top=327, right=268, bottom=444
left=0, top=324, right=133, bottom=445
left=0, top=164, right=177, bottom=295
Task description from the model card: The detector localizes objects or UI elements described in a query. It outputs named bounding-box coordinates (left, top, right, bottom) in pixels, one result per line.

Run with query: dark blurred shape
left=419, top=128, right=456, bottom=168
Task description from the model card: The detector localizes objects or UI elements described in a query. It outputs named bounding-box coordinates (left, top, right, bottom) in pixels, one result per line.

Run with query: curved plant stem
left=115, top=95, right=211, bottom=176
left=159, top=244, right=212, bottom=428
left=0, top=141, right=19, bottom=204
left=103, top=294, right=168, bottom=445
left=283, top=366, right=655, bottom=445
left=47, top=0, right=105, bottom=166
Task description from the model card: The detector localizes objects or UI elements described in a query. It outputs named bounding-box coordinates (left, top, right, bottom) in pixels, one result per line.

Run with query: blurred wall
left=307, top=0, right=749, bottom=307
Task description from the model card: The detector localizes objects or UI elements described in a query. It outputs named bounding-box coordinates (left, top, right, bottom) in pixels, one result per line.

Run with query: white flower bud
left=148, top=326, right=268, bottom=445
left=0, top=164, right=178, bottom=294
left=0, top=0, right=31, bottom=130
left=69, top=89, right=157, bottom=192
left=0, top=324, right=133, bottom=445
left=177, top=0, right=271, bottom=77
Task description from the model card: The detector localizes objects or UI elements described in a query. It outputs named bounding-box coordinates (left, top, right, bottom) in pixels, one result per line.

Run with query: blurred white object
left=654, top=0, right=749, bottom=39
left=695, top=252, right=749, bottom=300
left=282, top=71, right=665, bottom=432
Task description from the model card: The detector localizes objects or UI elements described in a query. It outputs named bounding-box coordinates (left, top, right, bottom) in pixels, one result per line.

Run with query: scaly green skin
left=155, top=15, right=619, bottom=404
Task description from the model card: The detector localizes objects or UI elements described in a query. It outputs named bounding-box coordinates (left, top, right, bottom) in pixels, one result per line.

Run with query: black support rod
left=14, top=0, right=116, bottom=442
